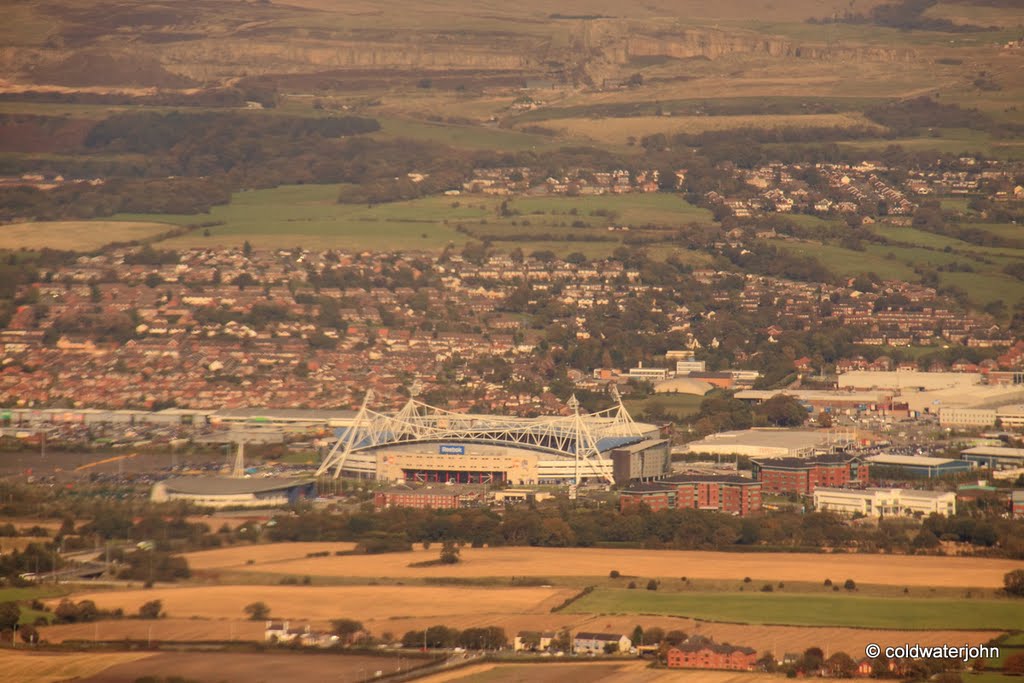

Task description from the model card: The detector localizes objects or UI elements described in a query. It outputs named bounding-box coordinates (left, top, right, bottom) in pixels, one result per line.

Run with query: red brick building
left=751, top=454, right=868, bottom=495
left=667, top=638, right=758, bottom=670
left=619, top=475, right=761, bottom=516
left=373, top=486, right=482, bottom=510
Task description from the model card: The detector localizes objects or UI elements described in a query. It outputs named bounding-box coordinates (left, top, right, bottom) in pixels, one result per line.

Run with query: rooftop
left=159, top=476, right=314, bottom=495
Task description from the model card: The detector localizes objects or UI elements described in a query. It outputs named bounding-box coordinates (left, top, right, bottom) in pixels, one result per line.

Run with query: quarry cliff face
left=2, top=23, right=916, bottom=89
left=620, top=29, right=917, bottom=63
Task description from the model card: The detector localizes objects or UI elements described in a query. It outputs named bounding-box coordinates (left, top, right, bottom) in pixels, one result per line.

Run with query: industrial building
left=940, top=403, right=1024, bottom=428
left=960, top=446, right=1024, bottom=470
left=734, top=389, right=892, bottom=413
left=813, top=487, right=956, bottom=518
left=316, top=391, right=666, bottom=486
left=682, top=429, right=838, bottom=459
left=150, top=476, right=315, bottom=508
left=751, top=454, right=868, bottom=494
left=838, top=370, right=983, bottom=391
left=865, top=453, right=975, bottom=478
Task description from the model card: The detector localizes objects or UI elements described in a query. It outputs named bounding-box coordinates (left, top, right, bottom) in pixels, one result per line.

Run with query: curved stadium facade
left=316, top=393, right=669, bottom=486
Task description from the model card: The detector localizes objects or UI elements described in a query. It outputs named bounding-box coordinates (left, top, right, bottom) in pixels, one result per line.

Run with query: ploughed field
left=182, top=544, right=1021, bottom=589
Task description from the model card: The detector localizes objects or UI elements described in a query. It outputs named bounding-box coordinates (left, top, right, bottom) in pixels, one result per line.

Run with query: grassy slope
left=566, top=588, right=1024, bottom=630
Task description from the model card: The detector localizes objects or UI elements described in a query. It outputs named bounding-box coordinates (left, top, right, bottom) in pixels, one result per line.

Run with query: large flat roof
left=962, top=446, right=1024, bottom=458
left=866, top=454, right=964, bottom=467
left=159, top=476, right=314, bottom=495
left=685, top=429, right=830, bottom=451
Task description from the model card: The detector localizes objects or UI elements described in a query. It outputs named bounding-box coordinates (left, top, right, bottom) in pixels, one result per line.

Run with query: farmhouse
left=573, top=632, right=631, bottom=654
left=513, top=631, right=556, bottom=652
left=666, top=637, right=758, bottom=670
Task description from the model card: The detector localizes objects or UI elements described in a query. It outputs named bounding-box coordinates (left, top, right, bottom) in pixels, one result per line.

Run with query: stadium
left=316, top=390, right=668, bottom=486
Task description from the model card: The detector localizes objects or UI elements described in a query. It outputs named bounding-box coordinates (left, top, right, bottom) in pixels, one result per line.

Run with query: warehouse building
left=866, top=453, right=975, bottom=478
left=681, top=429, right=837, bottom=459
left=813, top=487, right=956, bottom=518
left=960, top=446, right=1024, bottom=470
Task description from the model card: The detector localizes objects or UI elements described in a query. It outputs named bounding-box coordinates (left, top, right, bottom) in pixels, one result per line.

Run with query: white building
left=813, top=487, right=956, bottom=518
left=629, top=365, right=671, bottom=382
left=676, top=360, right=706, bottom=374
left=682, top=429, right=832, bottom=458
left=839, top=370, right=982, bottom=391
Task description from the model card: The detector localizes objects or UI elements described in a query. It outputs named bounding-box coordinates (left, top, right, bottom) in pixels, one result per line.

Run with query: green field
left=109, top=185, right=715, bottom=256
left=771, top=239, right=919, bottom=281
left=566, top=588, right=1024, bottom=630
left=623, top=394, right=705, bottom=421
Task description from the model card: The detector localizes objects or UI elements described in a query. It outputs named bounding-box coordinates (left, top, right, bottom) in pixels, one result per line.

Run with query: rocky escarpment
left=620, top=28, right=917, bottom=63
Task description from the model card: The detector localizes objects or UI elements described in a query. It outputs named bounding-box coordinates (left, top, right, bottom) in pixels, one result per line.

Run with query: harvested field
left=50, top=585, right=572, bottom=622
left=78, top=652, right=418, bottom=683
left=0, top=650, right=154, bottom=683
left=417, top=661, right=856, bottom=683
left=184, top=542, right=358, bottom=570
left=0, top=220, right=170, bottom=250
left=194, top=545, right=1021, bottom=589
left=40, top=613, right=1002, bottom=659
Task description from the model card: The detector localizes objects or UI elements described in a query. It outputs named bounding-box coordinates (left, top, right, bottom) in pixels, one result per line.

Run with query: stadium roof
left=159, top=476, right=314, bottom=495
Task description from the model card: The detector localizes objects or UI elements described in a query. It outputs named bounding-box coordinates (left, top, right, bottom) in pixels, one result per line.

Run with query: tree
left=825, top=651, right=857, bottom=678
left=439, top=540, right=461, bottom=565
left=1004, top=569, right=1024, bottom=597
left=0, top=602, right=19, bottom=631
left=603, top=641, right=620, bottom=654
left=19, top=623, right=38, bottom=645
left=843, top=578, right=857, bottom=591
left=331, top=618, right=364, bottom=644
left=243, top=240, right=253, bottom=257
left=138, top=600, right=163, bottom=619
left=244, top=602, right=270, bottom=620
left=646, top=579, right=658, bottom=591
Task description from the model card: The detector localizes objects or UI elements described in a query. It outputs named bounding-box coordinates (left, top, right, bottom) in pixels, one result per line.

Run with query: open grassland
left=623, top=394, right=705, bottom=421
left=375, top=117, right=561, bottom=152
left=183, top=544, right=1021, bottom=589
left=0, top=220, right=170, bottom=251
left=566, top=589, right=1024, bottom=630
left=109, top=185, right=714, bottom=256
left=0, top=650, right=154, bottom=683
left=541, top=113, right=878, bottom=145
left=49, top=585, right=572, bottom=622
left=183, top=542, right=358, bottom=571
left=78, top=652, right=416, bottom=683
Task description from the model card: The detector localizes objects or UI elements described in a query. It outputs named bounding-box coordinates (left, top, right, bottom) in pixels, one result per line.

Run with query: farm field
left=565, top=588, right=1024, bottom=630
left=39, top=612, right=1004, bottom=660
left=0, top=220, right=170, bottom=250
left=0, top=650, right=154, bottom=683
left=105, top=185, right=713, bottom=256
left=183, top=542, right=358, bottom=571
left=182, top=544, right=1022, bottom=588
left=542, top=113, right=878, bottom=145
left=48, top=584, right=572, bottom=622
left=77, top=652, right=417, bottom=683
left=419, top=662, right=865, bottom=683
